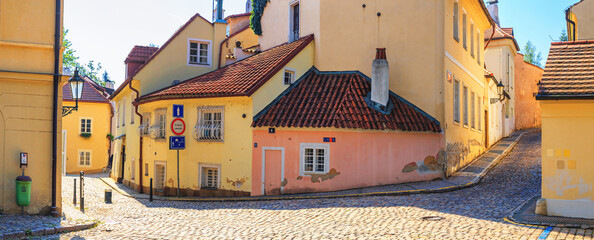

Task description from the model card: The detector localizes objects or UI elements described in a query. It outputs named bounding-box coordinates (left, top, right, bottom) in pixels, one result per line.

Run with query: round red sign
left=171, top=118, right=186, bottom=135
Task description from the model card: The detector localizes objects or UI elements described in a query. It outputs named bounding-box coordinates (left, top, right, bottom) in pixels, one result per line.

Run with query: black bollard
left=73, top=178, right=77, bottom=205
left=80, top=171, right=84, bottom=213
left=149, top=178, right=153, bottom=202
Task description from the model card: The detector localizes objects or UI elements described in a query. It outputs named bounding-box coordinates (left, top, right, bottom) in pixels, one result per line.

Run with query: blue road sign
left=173, top=104, right=184, bottom=118
left=169, top=136, right=185, bottom=150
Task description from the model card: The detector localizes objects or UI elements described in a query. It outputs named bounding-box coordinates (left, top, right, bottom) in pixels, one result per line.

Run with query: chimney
left=487, top=0, right=500, bottom=26
left=246, top=0, right=252, bottom=13
left=214, top=0, right=225, bottom=23
left=105, top=80, right=115, bottom=90
left=371, top=48, right=389, bottom=107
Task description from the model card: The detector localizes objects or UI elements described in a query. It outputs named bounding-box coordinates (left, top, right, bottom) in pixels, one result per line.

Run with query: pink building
left=251, top=51, right=444, bottom=195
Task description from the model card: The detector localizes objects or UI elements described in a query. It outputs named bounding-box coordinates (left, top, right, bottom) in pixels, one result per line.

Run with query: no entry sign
left=171, top=118, right=186, bottom=135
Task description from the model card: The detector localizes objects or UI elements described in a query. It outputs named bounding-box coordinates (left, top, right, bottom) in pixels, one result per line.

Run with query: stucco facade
left=567, top=0, right=594, bottom=41
left=514, top=53, right=542, bottom=130
left=0, top=0, right=66, bottom=214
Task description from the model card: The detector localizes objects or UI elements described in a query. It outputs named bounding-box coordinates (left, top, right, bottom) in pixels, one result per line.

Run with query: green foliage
left=62, top=29, right=108, bottom=87
left=522, top=41, right=543, bottom=68
left=80, top=133, right=92, bottom=138
left=560, top=30, right=568, bottom=42
left=106, top=133, right=114, bottom=141
left=250, top=0, right=270, bottom=35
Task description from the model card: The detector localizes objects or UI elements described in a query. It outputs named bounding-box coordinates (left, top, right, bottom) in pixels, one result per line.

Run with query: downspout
left=218, top=38, right=229, bottom=69
left=107, top=103, right=114, bottom=169
left=484, top=24, right=496, bottom=50
left=128, top=81, right=144, bottom=193
left=50, top=0, right=61, bottom=217
left=566, top=9, right=576, bottom=42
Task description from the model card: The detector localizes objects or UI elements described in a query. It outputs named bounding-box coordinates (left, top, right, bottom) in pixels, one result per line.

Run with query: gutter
left=128, top=81, right=144, bottom=193
left=50, top=0, right=61, bottom=217
left=217, top=26, right=251, bottom=69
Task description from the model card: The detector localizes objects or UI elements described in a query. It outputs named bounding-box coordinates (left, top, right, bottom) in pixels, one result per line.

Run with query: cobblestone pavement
left=39, top=132, right=592, bottom=239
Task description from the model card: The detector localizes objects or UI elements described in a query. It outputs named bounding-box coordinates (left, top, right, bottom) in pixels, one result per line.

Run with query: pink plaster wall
left=252, top=129, right=445, bottom=196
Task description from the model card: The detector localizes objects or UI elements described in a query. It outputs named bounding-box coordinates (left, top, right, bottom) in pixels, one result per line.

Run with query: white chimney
left=105, top=81, right=115, bottom=90
left=371, top=48, right=389, bottom=107
left=487, top=0, right=500, bottom=26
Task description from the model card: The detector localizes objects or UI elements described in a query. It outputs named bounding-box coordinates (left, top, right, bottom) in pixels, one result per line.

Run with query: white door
left=62, top=130, right=67, bottom=175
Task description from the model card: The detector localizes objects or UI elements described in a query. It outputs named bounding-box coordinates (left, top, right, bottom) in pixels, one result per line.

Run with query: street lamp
left=62, top=68, right=84, bottom=116
left=490, top=81, right=506, bottom=104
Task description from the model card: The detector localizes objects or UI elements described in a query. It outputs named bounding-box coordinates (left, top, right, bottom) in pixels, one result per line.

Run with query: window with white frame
left=130, top=94, right=135, bottom=124
left=300, top=143, right=329, bottom=175
left=195, top=106, right=224, bottom=142
left=453, top=1, right=459, bottom=41
left=152, top=108, right=166, bottom=139
left=154, top=162, right=166, bottom=190
left=470, top=23, right=475, bottom=58
left=463, top=85, right=468, bottom=126
left=462, top=12, right=467, bottom=50
left=478, top=95, right=482, bottom=131
left=200, top=164, right=220, bottom=189
left=477, top=32, right=481, bottom=65
left=140, top=113, right=151, bottom=136
left=122, top=98, right=126, bottom=126
left=471, top=91, right=475, bottom=129
left=80, top=118, right=92, bottom=133
left=289, top=1, right=300, bottom=42
left=284, top=68, right=296, bottom=85
left=79, top=150, right=91, bottom=166
left=453, top=79, right=460, bottom=123
left=188, top=40, right=210, bottom=65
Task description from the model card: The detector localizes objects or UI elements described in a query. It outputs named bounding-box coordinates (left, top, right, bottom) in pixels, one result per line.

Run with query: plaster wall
left=571, top=0, right=594, bottom=41
left=220, top=28, right=259, bottom=67
left=514, top=53, right=542, bottom=130
left=252, top=129, right=444, bottom=196
left=541, top=100, right=594, bottom=219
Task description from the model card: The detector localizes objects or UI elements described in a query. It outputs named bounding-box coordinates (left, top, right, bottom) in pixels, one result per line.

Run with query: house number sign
left=171, top=118, right=186, bottom=135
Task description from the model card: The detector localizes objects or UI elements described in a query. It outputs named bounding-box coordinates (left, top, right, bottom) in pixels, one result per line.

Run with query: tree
left=522, top=41, right=543, bottom=68
left=560, top=30, right=568, bottom=41
left=62, top=29, right=108, bottom=86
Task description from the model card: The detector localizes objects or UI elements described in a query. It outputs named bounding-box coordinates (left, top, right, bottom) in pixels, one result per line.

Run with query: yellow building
left=62, top=78, right=112, bottom=174
left=566, top=0, right=594, bottom=42
left=0, top=0, right=67, bottom=215
left=256, top=0, right=494, bottom=175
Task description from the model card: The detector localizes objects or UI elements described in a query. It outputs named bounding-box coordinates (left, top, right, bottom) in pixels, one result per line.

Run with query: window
left=154, top=162, right=166, bottom=190
left=116, top=104, right=120, bottom=128
left=477, top=32, right=481, bottom=65
left=300, top=143, right=329, bottom=175
left=462, top=13, right=467, bottom=50
left=226, top=25, right=230, bottom=37
left=153, top=108, right=166, bottom=139
left=478, top=95, right=482, bottom=132
left=131, top=158, right=135, bottom=181
left=145, top=163, right=149, bottom=176
left=284, top=68, right=296, bottom=85
left=463, top=85, right=468, bottom=126
left=453, top=2, right=459, bottom=41
left=122, top=98, right=126, bottom=127
left=188, top=39, right=211, bottom=66
left=195, top=106, right=224, bottom=142
left=78, top=150, right=91, bottom=166
left=289, top=1, right=300, bottom=42
left=471, top=91, right=475, bottom=129
left=80, top=118, right=92, bottom=133
left=140, top=113, right=151, bottom=136
left=453, top=79, right=460, bottom=123
left=470, top=23, right=475, bottom=58
left=130, top=94, right=135, bottom=124
left=200, top=164, right=220, bottom=189
left=505, top=104, right=510, bottom=119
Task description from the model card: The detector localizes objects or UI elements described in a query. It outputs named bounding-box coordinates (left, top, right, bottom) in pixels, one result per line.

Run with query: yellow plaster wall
left=135, top=18, right=227, bottom=95
left=135, top=97, right=254, bottom=193
left=219, top=28, right=259, bottom=67
left=62, top=101, right=111, bottom=174
left=541, top=100, right=594, bottom=202
left=110, top=82, right=140, bottom=183
left=570, top=1, right=594, bottom=41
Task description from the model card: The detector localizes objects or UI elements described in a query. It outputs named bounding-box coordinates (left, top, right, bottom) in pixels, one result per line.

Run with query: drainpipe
left=484, top=24, right=496, bottom=50
left=128, top=81, right=144, bottom=193
left=566, top=9, right=576, bottom=42
left=50, top=0, right=61, bottom=217
left=107, top=103, right=114, bottom=170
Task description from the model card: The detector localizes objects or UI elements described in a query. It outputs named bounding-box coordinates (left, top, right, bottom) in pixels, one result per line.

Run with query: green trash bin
left=16, top=175, right=32, bottom=206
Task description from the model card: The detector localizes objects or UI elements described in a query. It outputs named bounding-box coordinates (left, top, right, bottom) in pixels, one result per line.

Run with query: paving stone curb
left=0, top=222, right=97, bottom=240
left=504, top=195, right=594, bottom=230
left=100, top=130, right=538, bottom=203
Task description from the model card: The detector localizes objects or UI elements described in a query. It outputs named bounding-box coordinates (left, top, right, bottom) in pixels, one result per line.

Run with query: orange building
left=514, top=53, right=543, bottom=130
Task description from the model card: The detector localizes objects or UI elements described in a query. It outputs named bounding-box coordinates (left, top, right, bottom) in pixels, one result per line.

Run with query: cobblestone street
left=40, top=132, right=589, bottom=239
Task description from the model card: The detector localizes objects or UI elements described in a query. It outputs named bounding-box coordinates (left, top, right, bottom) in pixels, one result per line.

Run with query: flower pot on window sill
left=80, top=133, right=92, bottom=138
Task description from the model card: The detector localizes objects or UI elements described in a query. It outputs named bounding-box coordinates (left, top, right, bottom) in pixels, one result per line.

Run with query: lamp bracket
left=62, top=106, right=78, bottom=117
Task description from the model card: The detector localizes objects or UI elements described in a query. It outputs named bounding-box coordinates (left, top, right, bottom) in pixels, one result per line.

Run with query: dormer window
left=284, top=68, right=296, bottom=85
left=289, top=1, right=300, bottom=42
left=188, top=39, right=211, bottom=67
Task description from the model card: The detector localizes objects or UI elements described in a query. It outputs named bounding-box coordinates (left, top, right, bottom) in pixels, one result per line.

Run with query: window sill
left=453, top=121, right=460, bottom=126
left=154, top=138, right=166, bottom=142
left=188, top=62, right=211, bottom=67
left=454, top=37, right=459, bottom=42
left=196, top=139, right=224, bottom=143
left=463, top=124, right=469, bottom=129
left=302, top=172, right=329, bottom=176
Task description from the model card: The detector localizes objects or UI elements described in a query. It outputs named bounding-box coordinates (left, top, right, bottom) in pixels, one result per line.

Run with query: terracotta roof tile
left=485, top=26, right=514, bottom=40
left=537, top=40, right=594, bottom=99
left=63, top=78, right=110, bottom=103
left=137, top=35, right=314, bottom=103
left=253, top=68, right=441, bottom=132
left=125, top=45, right=159, bottom=63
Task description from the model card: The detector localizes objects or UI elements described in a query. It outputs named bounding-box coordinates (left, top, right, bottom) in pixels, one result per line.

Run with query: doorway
left=484, top=110, right=488, bottom=148
left=261, top=147, right=285, bottom=196
left=118, top=142, right=126, bottom=183
left=62, top=130, right=67, bottom=175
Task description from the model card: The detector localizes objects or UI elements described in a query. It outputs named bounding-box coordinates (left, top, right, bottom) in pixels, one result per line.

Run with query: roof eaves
left=109, top=78, right=132, bottom=100
left=536, top=94, right=594, bottom=100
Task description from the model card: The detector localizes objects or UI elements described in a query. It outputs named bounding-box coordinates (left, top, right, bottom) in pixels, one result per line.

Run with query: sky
left=64, top=0, right=580, bottom=87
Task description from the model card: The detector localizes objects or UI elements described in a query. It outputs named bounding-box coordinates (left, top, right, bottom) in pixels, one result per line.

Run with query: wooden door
left=484, top=110, right=489, bottom=148
left=264, top=150, right=283, bottom=195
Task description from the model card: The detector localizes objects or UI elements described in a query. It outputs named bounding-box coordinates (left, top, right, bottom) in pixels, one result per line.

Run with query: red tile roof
left=225, top=12, right=251, bottom=21
left=137, top=35, right=314, bottom=103
left=252, top=68, right=441, bottom=132
left=125, top=45, right=159, bottom=63
left=485, top=26, right=519, bottom=50
left=63, top=78, right=110, bottom=103
left=537, top=40, right=594, bottom=100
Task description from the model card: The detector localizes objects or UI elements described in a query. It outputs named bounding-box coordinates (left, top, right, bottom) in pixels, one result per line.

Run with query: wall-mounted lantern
left=490, top=81, right=506, bottom=104
left=62, top=69, right=84, bottom=116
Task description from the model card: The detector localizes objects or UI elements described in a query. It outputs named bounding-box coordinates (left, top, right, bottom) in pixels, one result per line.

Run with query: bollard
left=149, top=178, right=153, bottom=202
left=80, top=171, right=84, bottom=213
left=73, top=178, right=77, bottom=205
left=105, top=189, right=112, bottom=204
